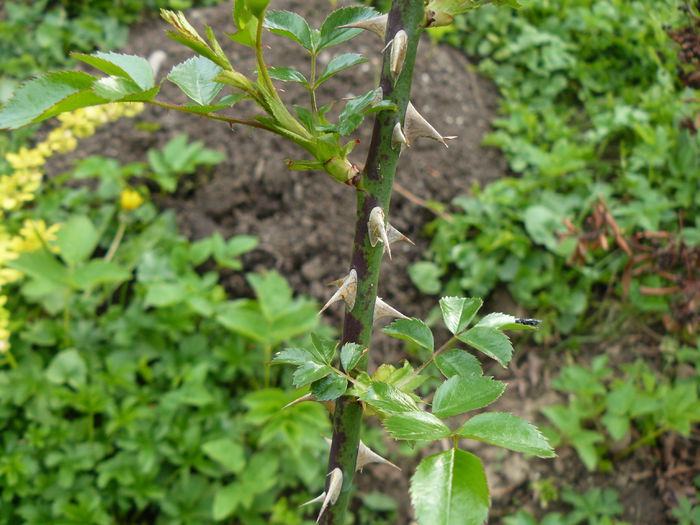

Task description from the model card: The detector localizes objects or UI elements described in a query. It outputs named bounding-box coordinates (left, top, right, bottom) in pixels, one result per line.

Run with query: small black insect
left=514, top=318, right=542, bottom=327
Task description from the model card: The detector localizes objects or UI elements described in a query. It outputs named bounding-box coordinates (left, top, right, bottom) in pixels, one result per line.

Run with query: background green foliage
left=0, top=137, right=329, bottom=524
left=412, top=0, right=699, bottom=338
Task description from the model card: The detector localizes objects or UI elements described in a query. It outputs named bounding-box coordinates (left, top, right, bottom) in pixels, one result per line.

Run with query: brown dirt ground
left=44, top=1, right=687, bottom=524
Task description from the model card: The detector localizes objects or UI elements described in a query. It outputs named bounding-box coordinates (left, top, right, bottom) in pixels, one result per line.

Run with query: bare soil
left=46, top=2, right=685, bottom=523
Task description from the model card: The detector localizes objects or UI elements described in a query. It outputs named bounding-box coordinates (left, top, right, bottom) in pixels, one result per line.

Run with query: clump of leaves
left=412, top=0, right=700, bottom=339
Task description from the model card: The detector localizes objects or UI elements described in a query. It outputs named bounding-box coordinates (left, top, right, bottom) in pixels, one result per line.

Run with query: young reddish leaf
left=458, top=326, right=513, bottom=367
left=432, top=376, right=505, bottom=418
left=435, top=348, right=482, bottom=378
left=410, top=449, right=489, bottom=525
left=384, top=411, right=451, bottom=441
left=439, top=297, right=482, bottom=334
left=360, top=382, right=419, bottom=413
left=456, top=412, right=555, bottom=458
left=383, top=318, right=434, bottom=352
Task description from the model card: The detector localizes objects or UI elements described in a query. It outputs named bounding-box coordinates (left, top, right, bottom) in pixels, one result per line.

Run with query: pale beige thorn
left=368, top=207, right=392, bottom=259
left=391, top=122, right=407, bottom=151
left=404, top=102, right=457, bottom=148
left=340, top=14, right=387, bottom=40
left=390, top=29, right=408, bottom=81
left=283, top=393, right=316, bottom=410
left=300, top=492, right=326, bottom=508
left=320, top=269, right=357, bottom=313
left=387, top=223, right=415, bottom=246
left=357, top=440, right=401, bottom=472
left=373, top=297, right=409, bottom=324
left=323, top=437, right=401, bottom=472
left=317, top=468, right=343, bottom=523
left=371, top=87, right=383, bottom=106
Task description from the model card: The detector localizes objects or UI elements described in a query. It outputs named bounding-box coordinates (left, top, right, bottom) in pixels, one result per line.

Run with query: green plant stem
left=147, top=100, right=268, bottom=129
left=415, top=333, right=459, bottom=375
left=104, top=219, right=126, bottom=263
left=319, top=2, right=425, bottom=523
left=255, top=14, right=277, bottom=97
left=618, top=425, right=671, bottom=459
left=309, top=52, right=318, bottom=114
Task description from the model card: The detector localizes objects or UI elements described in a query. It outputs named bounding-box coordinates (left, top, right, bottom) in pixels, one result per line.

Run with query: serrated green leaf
left=272, top=346, right=315, bottom=366
left=383, top=318, right=434, bottom=351
left=432, top=375, right=505, bottom=418
left=340, top=343, right=363, bottom=372
left=70, top=260, right=130, bottom=290
left=267, top=67, right=308, bottom=84
left=316, top=53, right=367, bottom=86
left=435, top=348, right=482, bottom=378
left=73, top=51, right=154, bottom=90
left=56, top=215, right=99, bottom=266
left=167, top=56, right=223, bottom=105
left=9, top=250, right=67, bottom=285
left=292, top=361, right=333, bottom=388
left=264, top=11, right=313, bottom=52
left=411, top=449, right=489, bottom=525
left=310, top=373, right=347, bottom=401
left=92, top=76, right=143, bottom=101
left=476, top=312, right=536, bottom=331
left=202, top=438, right=246, bottom=472
left=439, top=297, right=482, bottom=334
left=0, top=71, right=102, bottom=129
left=246, top=271, right=292, bottom=321
left=384, top=411, right=452, bottom=441
left=426, top=0, right=497, bottom=17
left=374, top=361, right=428, bottom=392
left=360, top=382, right=420, bottom=413
left=310, top=333, right=336, bottom=364
left=458, top=326, right=514, bottom=367
left=318, top=6, right=378, bottom=51
left=45, top=349, right=87, bottom=389
left=213, top=482, right=240, bottom=520
left=337, top=88, right=378, bottom=135
left=457, top=412, right=555, bottom=458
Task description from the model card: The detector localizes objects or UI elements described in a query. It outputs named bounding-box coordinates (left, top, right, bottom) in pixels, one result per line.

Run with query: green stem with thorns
left=319, top=1, right=425, bottom=523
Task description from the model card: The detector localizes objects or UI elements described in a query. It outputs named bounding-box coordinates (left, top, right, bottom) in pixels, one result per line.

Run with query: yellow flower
left=11, top=219, right=61, bottom=253
left=120, top=188, right=144, bottom=211
left=6, top=147, right=46, bottom=170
